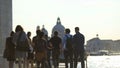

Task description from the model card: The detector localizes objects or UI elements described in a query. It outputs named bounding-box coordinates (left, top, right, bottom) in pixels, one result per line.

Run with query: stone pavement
left=14, top=63, right=66, bottom=68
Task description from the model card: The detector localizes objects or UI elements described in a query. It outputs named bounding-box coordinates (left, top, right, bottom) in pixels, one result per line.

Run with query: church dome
left=51, top=17, right=65, bottom=39
left=41, top=25, right=48, bottom=35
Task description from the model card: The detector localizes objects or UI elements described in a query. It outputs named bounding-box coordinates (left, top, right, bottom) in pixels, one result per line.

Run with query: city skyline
left=13, top=0, right=120, bottom=42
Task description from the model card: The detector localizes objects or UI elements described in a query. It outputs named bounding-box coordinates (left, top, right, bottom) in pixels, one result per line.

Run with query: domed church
left=51, top=17, right=65, bottom=39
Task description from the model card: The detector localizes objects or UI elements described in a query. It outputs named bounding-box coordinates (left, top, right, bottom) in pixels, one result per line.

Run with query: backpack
left=65, top=35, right=73, bottom=50
left=16, top=32, right=30, bottom=51
left=34, top=38, right=46, bottom=52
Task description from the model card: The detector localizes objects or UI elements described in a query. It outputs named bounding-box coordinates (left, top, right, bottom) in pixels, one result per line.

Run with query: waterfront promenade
left=12, top=55, right=120, bottom=68
left=14, top=63, right=66, bottom=68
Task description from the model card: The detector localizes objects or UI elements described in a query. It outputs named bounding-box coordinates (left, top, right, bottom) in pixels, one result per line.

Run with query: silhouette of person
left=62, top=28, right=73, bottom=68
left=32, top=30, right=41, bottom=68
left=73, top=27, right=85, bottom=68
left=33, top=31, right=47, bottom=68
left=3, top=31, right=15, bottom=68
left=13, top=25, right=29, bottom=68
left=27, top=31, right=34, bottom=68
left=44, top=35, right=52, bottom=68
left=32, top=29, right=41, bottom=48
left=49, top=31, right=62, bottom=68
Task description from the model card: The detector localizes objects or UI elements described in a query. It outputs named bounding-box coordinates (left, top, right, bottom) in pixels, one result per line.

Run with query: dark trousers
left=36, top=60, right=45, bottom=68
left=36, top=60, right=49, bottom=68
left=73, top=50, right=85, bottom=68
left=64, top=49, right=73, bottom=68
left=47, top=50, right=52, bottom=68
left=52, top=49, right=60, bottom=68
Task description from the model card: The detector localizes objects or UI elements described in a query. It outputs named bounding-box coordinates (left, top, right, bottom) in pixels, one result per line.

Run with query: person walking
left=44, top=35, right=52, bottom=68
left=3, top=31, right=15, bottom=68
left=73, top=27, right=85, bottom=68
left=26, top=31, right=34, bottom=68
left=62, top=28, right=73, bottom=68
left=32, top=30, right=41, bottom=68
left=13, top=25, right=29, bottom=68
left=33, top=31, right=47, bottom=68
left=49, top=31, right=62, bottom=68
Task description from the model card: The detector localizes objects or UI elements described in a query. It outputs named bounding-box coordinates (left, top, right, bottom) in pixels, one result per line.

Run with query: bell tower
left=0, top=0, right=12, bottom=68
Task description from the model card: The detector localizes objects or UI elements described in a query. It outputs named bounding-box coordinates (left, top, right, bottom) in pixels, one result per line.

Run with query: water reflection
left=79, top=56, right=120, bottom=68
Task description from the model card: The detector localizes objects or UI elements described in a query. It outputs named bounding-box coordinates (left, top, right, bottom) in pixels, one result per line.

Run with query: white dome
left=52, top=17, right=65, bottom=39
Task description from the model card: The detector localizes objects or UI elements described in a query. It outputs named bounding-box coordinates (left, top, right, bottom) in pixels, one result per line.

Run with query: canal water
left=77, top=55, right=120, bottom=68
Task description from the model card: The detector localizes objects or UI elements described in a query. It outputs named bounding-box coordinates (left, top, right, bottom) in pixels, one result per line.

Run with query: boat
left=98, top=50, right=109, bottom=55
left=90, top=50, right=109, bottom=56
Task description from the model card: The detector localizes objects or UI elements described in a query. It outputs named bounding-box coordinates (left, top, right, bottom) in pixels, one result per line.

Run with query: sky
left=12, top=0, right=120, bottom=43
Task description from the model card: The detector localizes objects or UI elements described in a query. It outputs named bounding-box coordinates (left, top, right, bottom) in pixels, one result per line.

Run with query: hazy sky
left=13, top=0, right=120, bottom=42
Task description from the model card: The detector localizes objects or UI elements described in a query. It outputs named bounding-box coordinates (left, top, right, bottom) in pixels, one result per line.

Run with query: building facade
left=86, top=36, right=120, bottom=55
left=0, top=0, right=12, bottom=68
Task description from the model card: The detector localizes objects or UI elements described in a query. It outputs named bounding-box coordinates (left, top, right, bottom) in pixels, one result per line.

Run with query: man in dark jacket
left=49, top=31, right=62, bottom=68
left=4, top=31, right=15, bottom=68
left=73, top=27, right=85, bottom=68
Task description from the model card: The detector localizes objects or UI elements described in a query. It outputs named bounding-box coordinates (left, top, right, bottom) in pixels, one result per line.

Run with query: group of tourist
left=3, top=25, right=85, bottom=68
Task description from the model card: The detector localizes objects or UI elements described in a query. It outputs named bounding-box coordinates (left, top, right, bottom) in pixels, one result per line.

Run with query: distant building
left=86, top=35, right=120, bottom=55
left=113, top=40, right=120, bottom=52
left=51, top=17, right=65, bottom=39
left=86, top=37, right=102, bottom=53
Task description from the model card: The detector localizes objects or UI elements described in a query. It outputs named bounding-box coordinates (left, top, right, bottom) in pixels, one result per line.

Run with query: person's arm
left=81, top=34, right=85, bottom=46
left=49, top=42, right=53, bottom=49
left=59, top=43, right=62, bottom=53
left=46, top=41, right=52, bottom=50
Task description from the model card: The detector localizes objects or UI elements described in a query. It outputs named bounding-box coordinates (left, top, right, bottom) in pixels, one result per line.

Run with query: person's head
left=54, top=31, right=58, bottom=36
left=27, top=31, right=31, bottom=37
left=15, top=25, right=23, bottom=32
left=38, top=32, right=44, bottom=38
left=44, top=34, right=48, bottom=40
left=75, top=27, right=79, bottom=33
left=65, top=28, right=70, bottom=34
left=10, top=31, right=15, bottom=37
left=36, top=30, right=41, bottom=36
